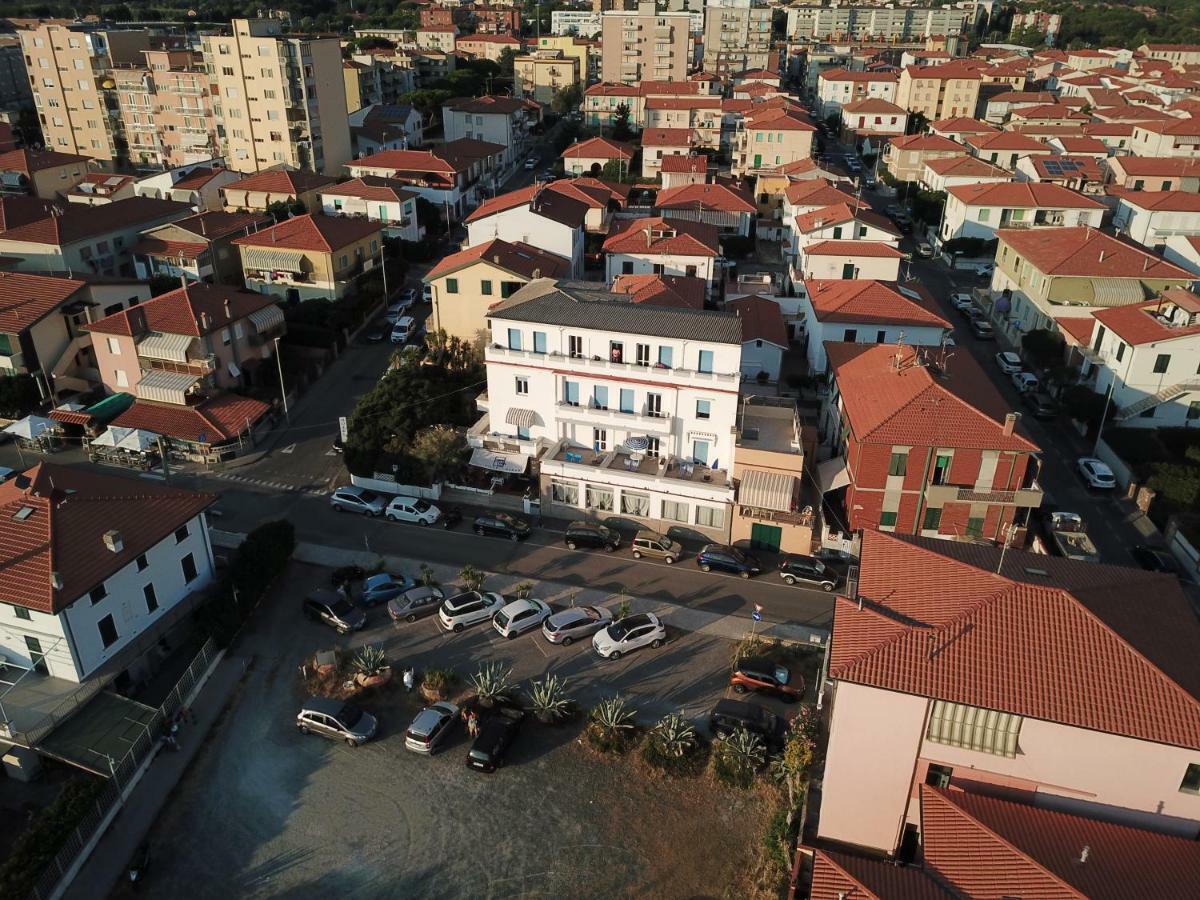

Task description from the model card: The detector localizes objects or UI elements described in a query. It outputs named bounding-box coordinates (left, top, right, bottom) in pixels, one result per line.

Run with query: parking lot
left=123, top=562, right=814, bottom=899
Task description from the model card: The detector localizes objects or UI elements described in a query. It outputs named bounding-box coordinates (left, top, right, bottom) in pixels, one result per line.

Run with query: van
left=390, top=315, right=416, bottom=344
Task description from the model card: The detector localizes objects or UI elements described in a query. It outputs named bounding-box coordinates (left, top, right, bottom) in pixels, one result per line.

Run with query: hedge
left=0, top=776, right=106, bottom=897
left=196, top=520, right=296, bottom=645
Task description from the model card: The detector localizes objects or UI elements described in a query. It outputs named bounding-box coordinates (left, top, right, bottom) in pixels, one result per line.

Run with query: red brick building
left=819, top=343, right=1042, bottom=542
left=419, top=6, right=468, bottom=28
left=475, top=5, right=522, bottom=34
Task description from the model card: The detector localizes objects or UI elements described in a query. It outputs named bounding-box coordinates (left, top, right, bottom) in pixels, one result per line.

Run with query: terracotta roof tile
left=794, top=202, right=901, bottom=236
left=803, top=279, right=949, bottom=328
left=842, top=98, right=906, bottom=115
left=804, top=240, right=904, bottom=258
left=611, top=273, right=705, bottom=309
left=602, top=216, right=719, bottom=257
left=222, top=168, right=337, bottom=196
left=808, top=847, right=951, bottom=900
left=1117, top=190, right=1200, bottom=211
left=729, top=295, right=787, bottom=346
left=86, top=283, right=280, bottom=338
left=923, top=156, right=1010, bottom=178
left=0, top=197, right=191, bottom=246
left=656, top=182, right=756, bottom=214
left=888, top=134, right=964, bottom=152
left=0, top=272, right=86, bottom=332
left=424, top=238, right=568, bottom=281
left=947, top=182, right=1105, bottom=208
left=641, top=128, right=695, bottom=147
left=463, top=183, right=590, bottom=228
left=112, top=394, right=271, bottom=444
left=351, top=138, right=506, bottom=176
left=784, top=181, right=857, bottom=207
left=1093, top=292, right=1200, bottom=344
left=317, top=176, right=417, bottom=204
left=560, top=137, right=636, bottom=161
left=1108, top=156, right=1200, bottom=177
left=0, top=148, right=90, bottom=174
left=660, top=154, right=708, bottom=175
left=231, top=213, right=380, bottom=253
left=1056, top=315, right=1096, bottom=346
left=998, top=226, right=1193, bottom=279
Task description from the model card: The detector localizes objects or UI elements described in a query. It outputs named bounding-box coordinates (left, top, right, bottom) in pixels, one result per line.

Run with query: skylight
left=13, top=507, right=34, bottom=520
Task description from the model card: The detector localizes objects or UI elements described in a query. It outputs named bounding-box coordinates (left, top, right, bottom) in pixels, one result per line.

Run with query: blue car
left=696, top=544, right=762, bottom=579
left=359, top=572, right=415, bottom=607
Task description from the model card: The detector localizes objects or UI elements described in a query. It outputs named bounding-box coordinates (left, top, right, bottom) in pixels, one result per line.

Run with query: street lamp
left=273, top=335, right=289, bottom=422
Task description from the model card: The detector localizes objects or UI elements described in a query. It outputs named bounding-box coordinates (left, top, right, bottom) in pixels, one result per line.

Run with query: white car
left=438, top=591, right=506, bottom=633
left=329, top=486, right=385, bottom=517
left=385, top=495, right=440, bottom=525
left=916, top=242, right=934, bottom=258
left=492, top=598, right=551, bottom=639
left=383, top=303, right=406, bottom=324
left=1077, top=457, right=1117, bottom=490
left=524, top=158, right=537, bottom=170
left=422, top=284, right=433, bottom=303
left=950, top=292, right=974, bottom=312
left=1011, top=371, right=1039, bottom=394
left=974, top=262, right=994, bottom=278
left=592, top=612, right=666, bottom=660
left=390, top=315, right=417, bottom=344
left=995, top=351, right=1023, bottom=374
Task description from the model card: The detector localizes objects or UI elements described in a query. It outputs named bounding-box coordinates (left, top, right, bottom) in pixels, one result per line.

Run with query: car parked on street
left=696, top=544, right=761, bottom=578
left=492, top=598, right=552, bottom=639
left=359, top=572, right=415, bottom=607
left=564, top=521, right=620, bottom=552
left=1077, top=456, right=1117, bottom=489
left=303, top=590, right=367, bottom=634
left=387, top=585, right=445, bottom=622
left=995, top=351, right=1022, bottom=374
left=404, top=701, right=459, bottom=755
left=916, top=242, right=934, bottom=258
left=438, top=591, right=506, bottom=632
left=592, top=612, right=666, bottom=660
left=1011, top=371, right=1039, bottom=394
left=542, top=605, right=613, bottom=645
left=630, top=529, right=680, bottom=563
left=390, top=315, right=417, bottom=344
left=466, top=705, right=526, bottom=772
left=730, top=657, right=804, bottom=702
left=1131, top=545, right=1181, bottom=574
left=950, top=292, right=974, bottom=314
left=974, top=262, right=994, bottom=279
left=396, top=288, right=418, bottom=309
left=422, top=284, right=433, bottom=303
left=969, top=319, right=995, bottom=340
left=385, top=495, right=441, bottom=525
left=383, top=303, right=407, bottom=324
left=778, top=555, right=839, bottom=591
left=1023, top=390, right=1059, bottom=420
left=524, top=158, right=537, bottom=170
left=708, top=698, right=786, bottom=750
left=813, top=547, right=857, bottom=574
left=329, top=486, right=385, bottom=517
left=474, top=512, right=532, bottom=541
left=297, top=697, right=377, bottom=747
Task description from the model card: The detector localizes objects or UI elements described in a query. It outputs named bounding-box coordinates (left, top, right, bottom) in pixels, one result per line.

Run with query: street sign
left=751, top=609, right=762, bottom=622
left=339, top=416, right=349, bottom=442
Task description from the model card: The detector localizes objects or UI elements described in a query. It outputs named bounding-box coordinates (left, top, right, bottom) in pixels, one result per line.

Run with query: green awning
left=85, top=391, right=134, bottom=425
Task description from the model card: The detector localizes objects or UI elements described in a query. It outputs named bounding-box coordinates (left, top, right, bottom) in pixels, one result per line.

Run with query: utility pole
left=157, top=436, right=170, bottom=483
left=274, top=335, right=290, bottom=422
left=379, top=240, right=389, bottom=301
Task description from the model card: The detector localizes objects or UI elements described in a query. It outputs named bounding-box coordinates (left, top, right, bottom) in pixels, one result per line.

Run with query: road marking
left=325, top=449, right=339, bottom=457
left=281, top=443, right=296, bottom=454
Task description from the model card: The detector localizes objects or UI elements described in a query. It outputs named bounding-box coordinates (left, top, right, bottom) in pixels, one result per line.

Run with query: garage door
left=750, top=523, right=782, bottom=552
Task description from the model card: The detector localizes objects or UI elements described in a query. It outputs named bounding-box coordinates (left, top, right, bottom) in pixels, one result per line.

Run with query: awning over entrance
left=469, top=447, right=529, bottom=475
left=738, top=468, right=796, bottom=513
left=135, top=368, right=199, bottom=404
left=818, top=457, right=852, bottom=493
left=505, top=408, right=537, bottom=429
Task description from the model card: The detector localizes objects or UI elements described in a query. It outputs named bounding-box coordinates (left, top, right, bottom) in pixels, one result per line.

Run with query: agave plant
left=615, top=599, right=632, bottom=621
left=469, top=662, right=513, bottom=705
left=460, top=564, right=485, bottom=593
left=527, top=674, right=572, bottom=722
left=715, top=727, right=766, bottom=786
left=419, top=563, right=438, bottom=588
left=590, top=696, right=635, bottom=735
left=649, top=712, right=697, bottom=759
left=512, top=581, right=535, bottom=600
left=421, top=667, right=458, bottom=698
left=351, top=644, right=388, bottom=678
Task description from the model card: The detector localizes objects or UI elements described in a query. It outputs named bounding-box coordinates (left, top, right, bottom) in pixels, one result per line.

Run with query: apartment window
left=221, top=327, right=232, bottom=346
left=880, top=510, right=898, bottom=528
left=698, top=350, right=714, bottom=373
left=926, top=700, right=1022, bottom=758
left=635, top=343, right=650, bottom=366
left=888, top=451, right=907, bottom=476
left=533, top=332, right=547, bottom=354
left=922, top=507, right=942, bottom=531
left=876, top=330, right=887, bottom=343
left=610, top=341, right=624, bottom=363
left=1115, top=341, right=1126, bottom=362
left=446, top=278, right=458, bottom=294
left=1154, top=353, right=1171, bottom=374
left=621, top=490, right=650, bottom=517
left=507, top=328, right=522, bottom=351
left=563, top=380, right=580, bottom=406
left=174, top=524, right=189, bottom=544
left=593, top=386, right=609, bottom=409
left=978, top=208, right=991, bottom=222
left=144, top=583, right=159, bottom=613
left=696, top=399, right=711, bottom=420
left=658, top=346, right=673, bottom=368
left=585, top=484, right=614, bottom=511
left=221, top=66, right=234, bottom=76
left=136, top=553, right=148, bottom=571
left=89, top=584, right=107, bottom=605
left=695, top=505, right=725, bottom=529
left=115, top=370, right=128, bottom=388
left=925, top=764, right=953, bottom=789
left=1181, top=763, right=1200, bottom=794
left=107, top=336, right=121, bottom=355
left=568, top=335, right=583, bottom=358
left=181, top=553, right=198, bottom=584
left=14, top=604, right=31, bottom=621
left=550, top=479, right=578, bottom=505
left=966, top=516, right=984, bottom=538
left=515, top=376, right=529, bottom=396
left=621, top=261, right=634, bottom=275
left=932, top=453, right=952, bottom=485
left=615, top=388, right=634, bottom=413
left=593, top=428, right=608, bottom=451
left=268, top=110, right=280, bottom=121
left=98, top=614, right=119, bottom=649
left=646, top=393, right=663, bottom=417
left=646, top=437, right=661, bottom=458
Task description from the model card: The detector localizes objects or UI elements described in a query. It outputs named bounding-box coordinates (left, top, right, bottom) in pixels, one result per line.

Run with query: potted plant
left=352, top=645, right=391, bottom=688
left=420, top=667, right=457, bottom=702
left=468, top=662, right=513, bottom=708
left=527, top=674, right=572, bottom=724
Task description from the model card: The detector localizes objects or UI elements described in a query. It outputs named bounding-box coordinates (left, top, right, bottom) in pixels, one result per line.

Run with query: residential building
left=19, top=22, right=150, bottom=162
left=701, top=0, right=771, bottom=78
left=611, top=273, right=706, bottom=310
left=881, top=134, right=965, bottom=183
left=349, top=104, right=425, bottom=156
left=1114, top=191, right=1200, bottom=252
left=346, top=140, right=507, bottom=222
left=730, top=399, right=814, bottom=554
left=989, top=226, right=1194, bottom=342
left=1014, top=155, right=1104, bottom=194
left=656, top=182, right=757, bottom=237
left=1105, top=156, right=1200, bottom=193
left=0, top=35, right=33, bottom=114
left=644, top=97, right=723, bottom=150
left=530, top=35, right=595, bottom=85
left=786, top=5, right=969, bottom=41
left=0, top=148, right=90, bottom=199
left=552, top=10, right=604, bottom=37
left=0, top=463, right=216, bottom=684
left=964, top=130, right=1053, bottom=171
left=455, top=34, right=523, bottom=64
left=317, top=177, right=423, bottom=243
left=441, top=96, right=541, bottom=173
left=660, top=154, right=709, bottom=189
left=514, top=51, right=581, bottom=105
left=560, top=137, right=636, bottom=178
left=342, top=59, right=374, bottom=114
left=788, top=202, right=901, bottom=264
left=113, top=49, right=219, bottom=170
left=895, top=64, right=982, bottom=122
left=920, top=155, right=1011, bottom=193
left=793, top=242, right=904, bottom=286
left=941, top=182, right=1105, bottom=244
left=603, top=217, right=721, bottom=294
left=816, top=69, right=899, bottom=119
left=133, top=211, right=269, bottom=285
left=219, top=169, right=336, bottom=214
left=799, top=279, right=951, bottom=372
left=1131, top=119, right=1200, bottom=159
left=231, top=213, right=382, bottom=302
left=425, top=238, right=570, bottom=342
left=476, top=278, right=742, bottom=540
left=1140, top=42, right=1200, bottom=65
left=202, top=18, right=352, bottom=176
left=134, top=163, right=240, bottom=212
left=929, top=115, right=998, bottom=143
left=641, top=128, right=696, bottom=179
left=600, top=2, right=691, bottom=84
left=465, top=184, right=589, bottom=277
left=728, top=294, right=787, bottom=381
left=818, top=529, right=1200, bottom=856
left=65, top=173, right=136, bottom=206
left=414, top=27, right=457, bottom=55
left=731, top=108, right=816, bottom=178
left=476, top=5, right=522, bottom=34
left=839, top=99, right=908, bottom=146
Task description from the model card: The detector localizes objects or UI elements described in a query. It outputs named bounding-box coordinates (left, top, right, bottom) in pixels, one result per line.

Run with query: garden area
left=1101, top=427, right=1200, bottom=532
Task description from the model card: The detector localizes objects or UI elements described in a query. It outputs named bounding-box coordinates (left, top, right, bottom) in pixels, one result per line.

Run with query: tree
left=1060, top=385, right=1109, bottom=429
left=411, top=424, right=468, bottom=481
left=497, top=47, right=519, bottom=78
left=601, top=158, right=634, bottom=183
left=611, top=103, right=632, bottom=141
left=1011, top=25, right=1047, bottom=48
left=400, top=89, right=453, bottom=125
left=0, top=374, right=41, bottom=419
left=551, top=82, right=583, bottom=116
left=905, top=110, right=929, bottom=136
left=1021, top=328, right=1066, bottom=369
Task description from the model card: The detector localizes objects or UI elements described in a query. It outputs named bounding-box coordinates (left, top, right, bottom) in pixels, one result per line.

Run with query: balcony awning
left=505, top=408, right=537, bottom=429
left=738, top=468, right=796, bottom=513
left=137, top=331, right=194, bottom=363
left=242, top=247, right=305, bottom=272
left=469, top=447, right=529, bottom=475
left=136, top=368, right=199, bottom=404
left=818, top=457, right=852, bottom=493
left=1090, top=279, right=1146, bottom=307
left=227, top=360, right=241, bottom=379
left=248, top=304, right=285, bottom=333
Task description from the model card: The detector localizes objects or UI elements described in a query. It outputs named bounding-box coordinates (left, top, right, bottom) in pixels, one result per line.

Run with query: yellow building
left=514, top=51, right=581, bottom=104
left=896, top=63, right=983, bottom=122
left=220, top=168, right=337, bottom=214
left=732, top=109, right=817, bottom=177
left=531, top=35, right=591, bottom=82
left=113, top=49, right=219, bottom=170
left=600, top=1, right=691, bottom=84
left=0, top=148, right=90, bottom=198
left=731, top=402, right=814, bottom=555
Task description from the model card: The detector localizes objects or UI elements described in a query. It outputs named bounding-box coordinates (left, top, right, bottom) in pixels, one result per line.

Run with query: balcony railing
left=486, top=345, right=741, bottom=387
left=924, top=481, right=1043, bottom=507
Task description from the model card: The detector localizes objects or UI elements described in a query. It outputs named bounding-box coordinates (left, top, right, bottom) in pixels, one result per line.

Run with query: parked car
left=542, top=605, right=613, bottom=645
left=385, top=495, right=441, bottom=525
left=1077, top=456, right=1117, bottom=489
left=630, top=529, right=680, bottom=564
left=396, top=288, right=418, bottom=309
left=383, top=303, right=407, bottom=324
left=1011, top=371, right=1039, bottom=394
left=564, top=521, right=620, bottom=552
left=329, top=486, right=385, bottom=517
left=1023, top=390, right=1059, bottom=420
left=813, top=547, right=857, bottom=573
left=303, top=590, right=367, bottom=634
left=885, top=204, right=902, bottom=218
left=438, top=591, right=506, bottom=632
left=916, top=242, right=934, bottom=258
left=730, top=657, right=804, bottom=702
left=474, top=512, right=532, bottom=541
left=359, top=572, right=415, bottom=607
left=950, top=292, right=974, bottom=314
left=592, top=612, right=666, bottom=660
left=422, top=284, right=433, bottom=303
left=1131, top=545, right=1181, bottom=574
left=845, top=157, right=862, bottom=172
left=778, top=555, right=839, bottom=591
left=696, top=544, right=761, bottom=578
left=994, top=351, right=1023, bottom=374
left=524, top=158, right=537, bottom=170
left=387, top=585, right=445, bottom=623
left=390, top=315, right=417, bottom=344
left=969, top=319, right=995, bottom=340
left=364, top=327, right=386, bottom=343
left=708, top=698, right=786, bottom=750
left=466, top=705, right=526, bottom=772
left=492, top=598, right=551, bottom=639
left=297, top=697, right=377, bottom=747
left=404, top=701, right=459, bottom=755
left=974, top=262, right=994, bottom=278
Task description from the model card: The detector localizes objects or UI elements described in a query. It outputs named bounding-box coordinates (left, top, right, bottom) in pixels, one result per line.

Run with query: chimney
left=103, top=529, right=123, bottom=553
left=493, top=254, right=501, bottom=264
left=224, top=297, right=232, bottom=319
left=1099, top=249, right=1106, bottom=262
left=1079, top=845, right=1090, bottom=864
left=1003, top=412, right=1020, bottom=435
left=51, top=571, right=63, bottom=591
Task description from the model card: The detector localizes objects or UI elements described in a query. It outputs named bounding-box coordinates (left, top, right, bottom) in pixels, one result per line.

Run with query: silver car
left=388, top=585, right=445, bottom=623
left=297, top=697, right=377, bottom=747
left=329, top=486, right=385, bottom=517
left=404, top=701, right=459, bottom=754
left=543, top=605, right=613, bottom=646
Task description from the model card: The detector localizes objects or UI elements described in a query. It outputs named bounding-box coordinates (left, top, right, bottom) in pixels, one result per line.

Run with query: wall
left=468, top=207, right=580, bottom=277
left=605, top=251, right=715, bottom=289
left=428, top=260, right=531, bottom=343
left=0, top=595, right=73, bottom=680
left=803, top=314, right=947, bottom=372
left=802, top=254, right=901, bottom=281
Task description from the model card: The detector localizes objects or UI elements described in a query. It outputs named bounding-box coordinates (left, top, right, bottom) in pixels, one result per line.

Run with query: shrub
left=469, top=662, right=513, bottom=705
left=586, top=696, right=637, bottom=754
left=196, top=520, right=295, bottom=645
left=710, top=727, right=765, bottom=789
left=352, top=645, right=388, bottom=678
left=642, top=712, right=700, bottom=774
left=0, top=372, right=42, bottom=419
left=527, top=674, right=573, bottom=723
left=615, top=599, right=631, bottom=620
left=419, top=564, right=438, bottom=587
left=421, top=668, right=458, bottom=700
left=459, top=564, right=485, bottom=593
left=0, top=776, right=106, bottom=897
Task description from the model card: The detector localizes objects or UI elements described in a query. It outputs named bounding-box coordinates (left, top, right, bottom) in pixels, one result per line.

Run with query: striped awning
left=241, top=247, right=306, bottom=272
left=505, top=408, right=537, bottom=429
left=136, top=369, right=199, bottom=404
left=1091, top=279, right=1146, bottom=307
left=248, top=304, right=285, bottom=333
left=738, top=468, right=796, bottom=513
left=137, top=331, right=194, bottom=363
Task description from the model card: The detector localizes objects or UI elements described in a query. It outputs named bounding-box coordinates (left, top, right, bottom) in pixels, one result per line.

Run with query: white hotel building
left=472, top=279, right=744, bottom=540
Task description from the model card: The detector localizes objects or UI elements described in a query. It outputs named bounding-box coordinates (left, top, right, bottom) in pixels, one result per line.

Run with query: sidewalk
left=59, top=656, right=250, bottom=900
left=210, top=530, right=830, bottom=648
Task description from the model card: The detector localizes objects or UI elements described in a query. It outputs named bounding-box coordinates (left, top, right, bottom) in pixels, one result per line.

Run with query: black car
left=778, top=555, right=839, bottom=591
left=440, top=506, right=463, bottom=529
left=473, top=512, right=532, bottom=541
left=969, top=319, right=995, bottom=340
left=696, top=544, right=761, bottom=578
left=466, top=706, right=526, bottom=772
left=813, top=547, right=857, bottom=574
left=1023, top=390, right=1059, bottom=420
left=708, top=698, right=786, bottom=750
left=303, top=590, right=367, bottom=634
left=1131, top=545, right=1181, bottom=575
left=564, top=521, right=620, bottom=552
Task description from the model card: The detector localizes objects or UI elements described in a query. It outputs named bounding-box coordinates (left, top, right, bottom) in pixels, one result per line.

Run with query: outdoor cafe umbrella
left=91, top=426, right=135, bottom=448
left=4, top=415, right=56, bottom=441
left=116, top=429, right=158, bottom=453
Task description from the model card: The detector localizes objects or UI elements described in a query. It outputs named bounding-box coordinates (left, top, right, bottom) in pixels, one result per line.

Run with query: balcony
left=556, top=400, right=676, bottom=431
left=485, top=345, right=742, bottom=389
left=545, top=441, right=733, bottom=492
left=924, top=480, right=1043, bottom=508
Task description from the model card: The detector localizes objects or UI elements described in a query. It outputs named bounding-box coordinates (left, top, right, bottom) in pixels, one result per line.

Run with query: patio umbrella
left=4, top=415, right=56, bottom=441
left=91, top=426, right=135, bottom=448
left=116, top=429, right=159, bottom=453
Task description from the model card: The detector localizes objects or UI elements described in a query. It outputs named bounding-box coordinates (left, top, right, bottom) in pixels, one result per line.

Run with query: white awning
left=242, top=247, right=306, bottom=273
left=738, top=468, right=796, bottom=513
left=116, top=428, right=159, bottom=453
left=505, top=408, right=537, bottom=429
left=469, top=447, right=529, bottom=475
left=1091, top=279, right=1146, bottom=307
left=136, top=368, right=199, bottom=404
left=136, top=331, right=194, bottom=363
left=818, top=457, right=852, bottom=493
left=248, top=304, right=285, bottom=333
left=91, top=425, right=135, bottom=447
left=227, top=360, right=241, bottom=379
left=4, top=415, right=56, bottom=440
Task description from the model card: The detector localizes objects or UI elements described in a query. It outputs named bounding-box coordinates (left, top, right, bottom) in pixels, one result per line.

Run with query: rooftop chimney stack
left=103, top=529, right=123, bottom=554
left=1079, top=845, right=1090, bottom=864
left=224, top=297, right=232, bottom=319
left=1003, top=412, right=1020, bottom=435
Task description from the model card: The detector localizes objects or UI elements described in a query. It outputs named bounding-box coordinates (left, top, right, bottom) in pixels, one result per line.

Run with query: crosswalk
left=208, top=470, right=326, bottom=496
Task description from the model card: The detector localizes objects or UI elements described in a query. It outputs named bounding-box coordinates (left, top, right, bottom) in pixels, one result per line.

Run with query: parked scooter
left=128, top=841, right=151, bottom=889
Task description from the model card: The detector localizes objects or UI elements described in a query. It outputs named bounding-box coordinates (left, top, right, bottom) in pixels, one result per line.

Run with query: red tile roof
left=424, top=238, right=568, bottom=281
left=1057, top=315, right=1096, bottom=346
left=463, top=182, right=591, bottom=228
left=931, top=117, right=998, bottom=136
left=819, top=67, right=898, bottom=83
left=222, top=168, right=336, bottom=196
left=162, top=211, right=268, bottom=242
left=644, top=96, right=722, bottom=110
left=0, top=148, right=90, bottom=174
left=560, top=137, right=636, bottom=161
left=1108, top=155, right=1200, bottom=177
left=1028, top=155, right=1104, bottom=182
left=86, top=283, right=280, bottom=338
left=317, top=176, right=417, bottom=204
left=804, top=240, right=904, bottom=258
left=171, top=167, right=226, bottom=191
left=130, top=237, right=207, bottom=259
left=112, top=394, right=271, bottom=443
left=966, top=130, right=1051, bottom=153
left=0, top=462, right=214, bottom=613
left=603, top=216, right=719, bottom=257
left=947, top=182, right=1105, bottom=209
left=0, top=197, right=191, bottom=245
left=660, top=154, right=708, bottom=175
left=783, top=180, right=857, bottom=208
left=1093, top=292, right=1200, bottom=344
left=808, top=847, right=950, bottom=900
left=641, top=128, right=695, bottom=147
left=834, top=530, right=1200, bottom=749
left=0, top=272, right=86, bottom=333
left=351, top=138, right=506, bottom=176
left=998, top=226, right=1194, bottom=279
left=887, top=134, right=964, bottom=152
left=923, top=155, right=1010, bottom=178
left=656, top=182, right=756, bottom=214
left=231, top=213, right=380, bottom=253
left=611, top=274, right=705, bottom=309
left=804, top=279, right=949, bottom=328
left=729, top=295, right=787, bottom=346
left=444, top=95, right=538, bottom=115
left=842, top=98, right=906, bottom=115
left=1054, top=135, right=1109, bottom=154
left=794, top=202, right=900, bottom=236
left=0, top=196, right=62, bottom=233
left=742, top=108, right=816, bottom=132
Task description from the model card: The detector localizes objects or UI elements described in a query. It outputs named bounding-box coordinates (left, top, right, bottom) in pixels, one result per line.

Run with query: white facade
left=468, top=206, right=584, bottom=278
left=605, top=250, right=716, bottom=291
left=799, top=250, right=901, bottom=282
left=816, top=76, right=897, bottom=118
left=941, top=195, right=1104, bottom=243
left=318, top=190, right=424, bottom=242
left=1113, top=197, right=1200, bottom=252
left=1092, top=313, right=1200, bottom=429
left=798, top=302, right=949, bottom=373
left=790, top=216, right=900, bottom=260
left=922, top=163, right=1011, bottom=193
left=0, top=512, right=214, bottom=683
left=740, top=338, right=784, bottom=381
left=551, top=10, right=603, bottom=37
left=442, top=106, right=532, bottom=171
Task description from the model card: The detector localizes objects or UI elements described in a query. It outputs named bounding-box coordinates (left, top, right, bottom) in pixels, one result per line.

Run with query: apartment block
left=601, top=2, right=691, bottom=84
left=786, top=5, right=969, bottom=41
left=114, top=49, right=218, bottom=170
left=514, top=51, right=581, bottom=105
left=202, top=18, right=351, bottom=176
left=896, top=63, right=982, bottom=121
left=702, top=0, right=771, bottom=78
